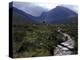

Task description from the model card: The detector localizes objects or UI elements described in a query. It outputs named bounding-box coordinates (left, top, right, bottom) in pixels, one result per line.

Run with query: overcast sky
left=12, top=0, right=78, bottom=8
left=12, top=0, right=78, bottom=12
left=12, top=0, right=78, bottom=16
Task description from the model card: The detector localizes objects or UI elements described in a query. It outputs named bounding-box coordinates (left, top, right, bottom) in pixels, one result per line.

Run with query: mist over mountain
left=9, top=6, right=42, bottom=25
left=9, top=2, right=78, bottom=25
left=12, top=2, right=48, bottom=17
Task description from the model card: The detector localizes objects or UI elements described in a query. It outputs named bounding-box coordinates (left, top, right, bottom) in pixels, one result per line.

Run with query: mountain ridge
left=9, top=2, right=78, bottom=25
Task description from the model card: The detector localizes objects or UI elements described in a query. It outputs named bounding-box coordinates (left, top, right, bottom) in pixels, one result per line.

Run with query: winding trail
left=54, top=32, right=75, bottom=55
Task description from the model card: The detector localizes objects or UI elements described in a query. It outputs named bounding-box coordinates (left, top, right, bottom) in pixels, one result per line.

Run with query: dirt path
left=54, top=32, right=75, bottom=55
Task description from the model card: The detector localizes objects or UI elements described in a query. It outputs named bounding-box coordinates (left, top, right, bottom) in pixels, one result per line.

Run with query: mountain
left=44, top=6, right=78, bottom=24
left=12, top=1, right=48, bottom=16
left=10, top=7, right=37, bottom=25
left=9, top=2, right=78, bottom=25
left=9, top=2, right=48, bottom=25
left=9, top=2, right=42, bottom=25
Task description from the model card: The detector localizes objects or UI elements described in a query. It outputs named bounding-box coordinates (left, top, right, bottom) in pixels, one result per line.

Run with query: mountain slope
left=9, top=2, right=78, bottom=25
left=9, top=7, right=40, bottom=25
left=44, top=6, right=78, bottom=24
left=12, top=1, right=48, bottom=16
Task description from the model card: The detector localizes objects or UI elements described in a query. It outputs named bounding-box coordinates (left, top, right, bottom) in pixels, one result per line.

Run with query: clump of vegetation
left=12, top=23, right=78, bottom=58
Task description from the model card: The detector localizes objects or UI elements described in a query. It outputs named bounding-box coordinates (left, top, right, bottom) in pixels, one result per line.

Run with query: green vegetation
left=12, top=23, right=78, bottom=58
